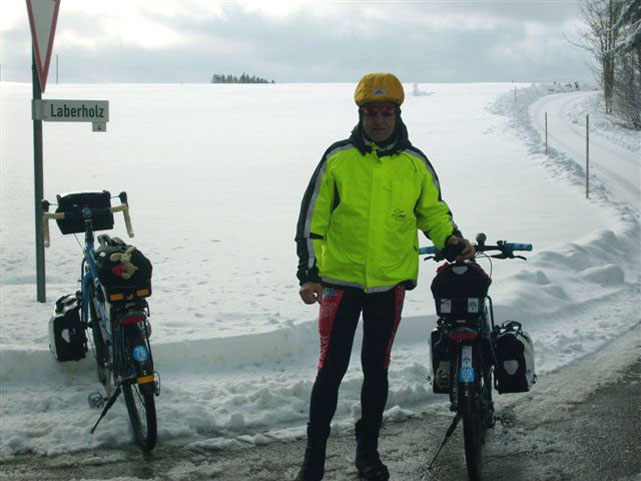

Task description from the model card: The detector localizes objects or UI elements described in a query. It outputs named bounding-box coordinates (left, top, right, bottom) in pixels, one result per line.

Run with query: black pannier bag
left=95, top=238, right=153, bottom=302
left=430, top=262, right=492, bottom=319
left=55, top=191, right=114, bottom=234
left=48, top=293, right=87, bottom=361
left=494, top=321, right=536, bottom=394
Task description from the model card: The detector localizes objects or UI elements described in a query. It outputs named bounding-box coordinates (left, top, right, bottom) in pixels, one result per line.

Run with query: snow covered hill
left=1, top=82, right=639, bottom=457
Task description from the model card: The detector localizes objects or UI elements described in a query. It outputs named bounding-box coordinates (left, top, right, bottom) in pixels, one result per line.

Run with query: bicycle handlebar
left=42, top=203, right=134, bottom=248
left=419, top=237, right=533, bottom=261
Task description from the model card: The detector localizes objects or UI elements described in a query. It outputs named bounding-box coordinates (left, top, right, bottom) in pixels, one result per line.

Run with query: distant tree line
left=211, top=73, right=275, bottom=84
left=574, top=0, right=640, bottom=129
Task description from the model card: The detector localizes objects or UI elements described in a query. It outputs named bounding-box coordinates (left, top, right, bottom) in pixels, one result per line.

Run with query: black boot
left=295, top=424, right=330, bottom=481
left=354, top=420, right=389, bottom=481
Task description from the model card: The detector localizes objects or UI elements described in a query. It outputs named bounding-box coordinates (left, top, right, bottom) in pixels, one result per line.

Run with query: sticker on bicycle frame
left=459, top=346, right=475, bottom=383
left=132, top=345, right=148, bottom=362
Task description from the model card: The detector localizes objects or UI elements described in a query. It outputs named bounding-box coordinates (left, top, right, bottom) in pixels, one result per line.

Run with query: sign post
left=26, top=0, right=110, bottom=302
left=27, top=0, right=60, bottom=302
left=32, top=48, right=46, bottom=302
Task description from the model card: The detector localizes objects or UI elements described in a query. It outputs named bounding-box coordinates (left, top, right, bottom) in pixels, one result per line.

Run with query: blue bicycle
left=43, top=191, right=158, bottom=451
left=421, top=234, right=532, bottom=481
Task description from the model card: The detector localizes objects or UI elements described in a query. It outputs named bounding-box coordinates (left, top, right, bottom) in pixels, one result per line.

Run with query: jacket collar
left=350, top=117, right=411, bottom=157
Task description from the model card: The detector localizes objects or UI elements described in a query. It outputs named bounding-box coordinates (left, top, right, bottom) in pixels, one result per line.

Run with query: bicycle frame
left=81, top=226, right=113, bottom=370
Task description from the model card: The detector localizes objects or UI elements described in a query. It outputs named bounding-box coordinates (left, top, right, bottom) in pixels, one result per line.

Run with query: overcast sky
left=1, top=0, right=592, bottom=84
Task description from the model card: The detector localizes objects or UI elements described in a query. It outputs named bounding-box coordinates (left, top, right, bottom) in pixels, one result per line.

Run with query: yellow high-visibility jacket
left=296, top=122, right=460, bottom=292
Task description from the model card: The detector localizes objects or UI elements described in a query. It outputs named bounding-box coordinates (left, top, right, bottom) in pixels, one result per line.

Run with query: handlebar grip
left=418, top=246, right=438, bottom=255
left=418, top=243, right=463, bottom=261
left=111, top=204, right=134, bottom=238
left=42, top=212, right=65, bottom=247
left=43, top=215, right=51, bottom=248
left=504, top=243, right=533, bottom=251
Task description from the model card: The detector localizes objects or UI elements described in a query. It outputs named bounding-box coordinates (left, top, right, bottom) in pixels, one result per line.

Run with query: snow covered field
left=0, top=81, right=639, bottom=457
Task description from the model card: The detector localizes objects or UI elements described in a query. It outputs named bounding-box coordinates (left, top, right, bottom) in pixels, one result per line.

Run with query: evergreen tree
left=210, top=73, right=276, bottom=84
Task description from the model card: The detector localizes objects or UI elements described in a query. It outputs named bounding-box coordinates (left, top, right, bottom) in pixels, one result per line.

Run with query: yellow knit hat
left=354, top=72, right=405, bottom=106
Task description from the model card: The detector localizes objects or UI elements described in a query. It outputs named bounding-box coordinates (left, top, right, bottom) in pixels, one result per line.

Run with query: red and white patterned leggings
left=308, top=283, right=405, bottom=433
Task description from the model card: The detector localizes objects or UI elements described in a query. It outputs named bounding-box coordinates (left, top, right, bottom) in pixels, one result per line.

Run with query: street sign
left=26, top=0, right=61, bottom=93
left=32, top=99, right=110, bottom=131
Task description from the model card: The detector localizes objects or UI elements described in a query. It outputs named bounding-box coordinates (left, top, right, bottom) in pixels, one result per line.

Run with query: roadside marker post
left=545, top=112, right=548, bottom=155
left=586, top=114, right=590, bottom=199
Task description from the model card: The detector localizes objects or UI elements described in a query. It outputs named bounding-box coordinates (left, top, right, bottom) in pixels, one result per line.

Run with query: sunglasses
left=362, top=104, right=396, bottom=117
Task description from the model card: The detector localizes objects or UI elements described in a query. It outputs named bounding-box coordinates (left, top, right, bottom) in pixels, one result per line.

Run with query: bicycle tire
left=461, top=376, right=483, bottom=480
left=120, top=327, right=157, bottom=451
left=122, top=379, right=157, bottom=451
left=481, top=369, right=495, bottom=430
left=88, top=288, right=108, bottom=386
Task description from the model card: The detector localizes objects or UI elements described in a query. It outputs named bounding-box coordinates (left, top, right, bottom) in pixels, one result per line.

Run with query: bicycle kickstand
left=90, top=385, right=122, bottom=434
left=427, top=413, right=461, bottom=470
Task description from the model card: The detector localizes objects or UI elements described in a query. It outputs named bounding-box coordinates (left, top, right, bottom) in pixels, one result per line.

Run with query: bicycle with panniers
left=421, top=233, right=537, bottom=481
left=43, top=190, right=159, bottom=451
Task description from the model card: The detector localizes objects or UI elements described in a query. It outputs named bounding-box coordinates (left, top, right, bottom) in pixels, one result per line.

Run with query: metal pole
left=56, top=54, right=58, bottom=84
left=586, top=114, right=590, bottom=199
left=545, top=112, right=548, bottom=155
left=32, top=47, right=46, bottom=302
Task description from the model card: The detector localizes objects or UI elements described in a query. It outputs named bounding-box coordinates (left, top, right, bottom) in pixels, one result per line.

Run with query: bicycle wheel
left=481, top=368, right=495, bottom=430
left=122, top=379, right=157, bottom=451
left=121, top=328, right=157, bottom=451
left=461, top=377, right=483, bottom=480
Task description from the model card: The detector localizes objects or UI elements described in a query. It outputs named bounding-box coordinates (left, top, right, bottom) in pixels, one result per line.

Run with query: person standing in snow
left=294, top=72, right=474, bottom=481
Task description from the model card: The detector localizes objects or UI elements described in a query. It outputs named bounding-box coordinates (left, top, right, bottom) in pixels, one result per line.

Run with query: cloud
left=0, top=1, right=591, bottom=84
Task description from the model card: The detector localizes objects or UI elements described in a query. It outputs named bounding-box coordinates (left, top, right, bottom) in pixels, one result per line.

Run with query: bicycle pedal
left=495, top=406, right=517, bottom=427
left=88, top=391, right=105, bottom=409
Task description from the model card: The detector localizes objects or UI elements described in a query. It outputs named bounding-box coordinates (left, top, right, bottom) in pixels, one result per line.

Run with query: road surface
left=530, top=91, right=640, bottom=210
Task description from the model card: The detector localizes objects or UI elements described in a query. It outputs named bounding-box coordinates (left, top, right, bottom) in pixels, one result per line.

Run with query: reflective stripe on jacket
left=296, top=122, right=459, bottom=292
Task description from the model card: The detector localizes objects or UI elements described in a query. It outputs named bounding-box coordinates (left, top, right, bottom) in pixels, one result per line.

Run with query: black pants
left=308, top=284, right=406, bottom=433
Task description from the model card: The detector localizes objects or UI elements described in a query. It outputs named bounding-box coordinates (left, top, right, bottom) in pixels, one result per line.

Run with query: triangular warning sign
left=26, top=0, right=61, bottom=93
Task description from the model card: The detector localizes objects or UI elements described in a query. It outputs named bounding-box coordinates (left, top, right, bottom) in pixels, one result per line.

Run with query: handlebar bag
left=48, top=293, right=87, bottom=362
left=493, top=321, right=537, bottom=393
left=95, top=240, right=153, bottom=302
left=55, top=191, right=114, bottom=234
left=430, top=262, right=492, bottom=318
